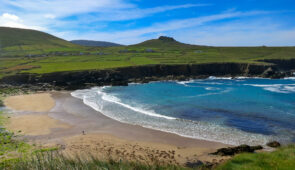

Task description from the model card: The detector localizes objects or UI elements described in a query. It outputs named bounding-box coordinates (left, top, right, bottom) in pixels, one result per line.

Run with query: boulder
left=262, top=67, right=275, bottom=77
left=267, top=141, right=281, bottom=148
left=211, top=144, right=263, bottom=156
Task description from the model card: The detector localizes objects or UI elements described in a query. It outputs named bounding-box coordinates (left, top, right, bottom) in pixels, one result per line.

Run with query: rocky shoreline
left=0, top=61, right=294, bottom=90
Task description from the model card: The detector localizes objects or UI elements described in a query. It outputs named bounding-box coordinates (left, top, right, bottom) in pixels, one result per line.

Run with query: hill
left=71, top=40, right=122, bottom=47
left=0, top=27, right=81, bottom=56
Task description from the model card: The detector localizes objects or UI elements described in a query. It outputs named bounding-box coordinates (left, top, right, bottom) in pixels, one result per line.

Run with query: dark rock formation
left=260, top=59, right=295, bottom=71
left=185, top=160, right=203, bottom=168
left=0, top=63, right=270, bottom=89
left=267, top=141, right=281, bottom=148
left=211, top=145, right=263, bottom=156
left=158, top=36, right=176, bottom=42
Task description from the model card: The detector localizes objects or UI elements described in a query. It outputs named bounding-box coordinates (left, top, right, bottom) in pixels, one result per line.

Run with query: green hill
left=0, top=27, right=81, bottom=57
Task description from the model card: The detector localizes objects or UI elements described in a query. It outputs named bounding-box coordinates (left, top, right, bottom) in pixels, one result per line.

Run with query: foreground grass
left=0, top=111, right=32, bottom=164
left=217, top=145, right=295, bottom=170
left=2, top=151, right=190, bottom=170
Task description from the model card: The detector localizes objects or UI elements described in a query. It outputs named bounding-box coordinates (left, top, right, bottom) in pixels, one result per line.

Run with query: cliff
left=1, top=60, right=294, bottom=90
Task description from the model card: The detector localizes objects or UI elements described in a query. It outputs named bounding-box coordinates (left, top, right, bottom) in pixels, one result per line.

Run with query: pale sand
left=62, top=133, right=230, bottom=165
left=4, top=92, right=230, bottom=165
left=4, top=93, right=55, bottom=112
left=6, top=114, right=71, bottom=136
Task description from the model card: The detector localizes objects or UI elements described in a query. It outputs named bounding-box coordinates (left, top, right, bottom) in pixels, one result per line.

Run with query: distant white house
left=195, top=50, right=203, bottom=53
left=145, top=49, right=155, bottom=53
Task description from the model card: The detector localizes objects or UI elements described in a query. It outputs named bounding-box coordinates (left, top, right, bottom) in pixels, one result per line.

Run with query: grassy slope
left=217, top=145, right=295, bottom=170
left=6, top=152, right=189, bottom=170
left=0, top=28, right=295, bottom=78
left=0, top=27, right=83, bottom=57
left=17, top=46, right=295, bottom=74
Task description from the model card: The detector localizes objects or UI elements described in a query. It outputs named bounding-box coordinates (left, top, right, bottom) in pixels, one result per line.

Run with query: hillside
left=0, top=27, right=295, bottom=80
left=0, top=27, right=81, bottom=56
left=71, top=40, right=122, bottom=47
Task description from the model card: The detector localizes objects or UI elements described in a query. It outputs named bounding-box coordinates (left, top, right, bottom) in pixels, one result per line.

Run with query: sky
left=0, top=0, right=295, bottom=46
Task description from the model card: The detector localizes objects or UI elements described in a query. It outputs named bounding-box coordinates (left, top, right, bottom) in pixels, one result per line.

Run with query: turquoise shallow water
left=72, top=77, right=295, bottom=145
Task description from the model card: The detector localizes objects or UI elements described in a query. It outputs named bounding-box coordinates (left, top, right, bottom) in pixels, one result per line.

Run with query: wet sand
left=4, top=92, right=230, bottom=165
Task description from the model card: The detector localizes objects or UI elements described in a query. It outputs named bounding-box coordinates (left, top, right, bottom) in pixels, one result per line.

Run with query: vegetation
left=217, top=145, right=295, bottom=170
left=0, top=111, right=31, bottom=165
left=0, top=27, right=295, bottom=79
left=3, top=151, right=190, bottom=170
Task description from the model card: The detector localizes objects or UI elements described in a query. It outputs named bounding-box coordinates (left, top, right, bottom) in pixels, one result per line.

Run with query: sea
left=71, top=77, right=295, bottom=146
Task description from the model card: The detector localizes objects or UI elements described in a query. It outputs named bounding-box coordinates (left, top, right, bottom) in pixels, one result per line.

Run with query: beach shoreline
left=3, top=91, right=230, bottom=165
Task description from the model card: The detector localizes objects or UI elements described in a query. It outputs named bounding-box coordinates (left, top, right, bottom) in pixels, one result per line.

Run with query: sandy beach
left=3, top=92, right=229, bottom=165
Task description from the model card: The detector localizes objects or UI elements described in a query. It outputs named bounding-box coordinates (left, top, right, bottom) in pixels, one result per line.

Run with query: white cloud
left=171, top=19, right=295, bottom=46
left=1, top=0, right=207, bottom=21
left=2, top=13, right=19, bottom=21
left=85, top=4, right=210, bottom=21
left=44, top=14, right=56, bottom=19
left=2, top=0, right=133, bottom=18
left=54, top=11, right=295, bottom=47
left=0, top=13, right=46, bottom=30
left=0, top=0, right=209, bottom=40
left=58, top=11, right=268, bottom=44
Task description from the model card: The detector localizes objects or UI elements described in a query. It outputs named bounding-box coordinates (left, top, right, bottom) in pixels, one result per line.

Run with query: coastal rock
left=262, top=67, right=275, bottom=77
left=267, top=141, right=281, bottom=148
left=185, top=160, right=203, bottom=168
left=211, top=145, right=263, bottom=156
left=250, top=145, right=264, bottom=150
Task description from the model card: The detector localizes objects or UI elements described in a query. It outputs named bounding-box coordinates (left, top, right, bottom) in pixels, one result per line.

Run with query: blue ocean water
left=72, top=77, right=295, bottom=145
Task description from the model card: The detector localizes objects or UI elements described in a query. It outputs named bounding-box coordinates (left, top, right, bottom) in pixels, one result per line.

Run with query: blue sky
left=0, top=0, right=295, bottom=46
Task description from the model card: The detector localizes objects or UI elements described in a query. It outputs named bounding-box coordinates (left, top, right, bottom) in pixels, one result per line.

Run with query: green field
left=0, top=27, right=295, bottom=79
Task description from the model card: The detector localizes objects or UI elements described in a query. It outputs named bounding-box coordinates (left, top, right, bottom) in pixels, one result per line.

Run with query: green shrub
left=217, top=145, right=295, bottom=170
